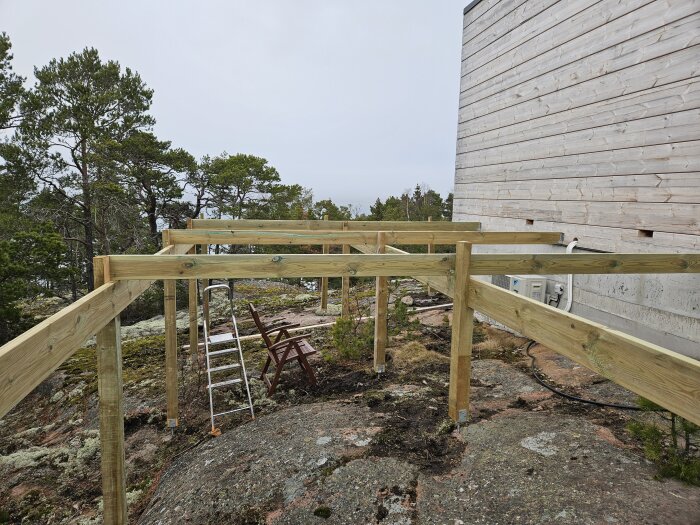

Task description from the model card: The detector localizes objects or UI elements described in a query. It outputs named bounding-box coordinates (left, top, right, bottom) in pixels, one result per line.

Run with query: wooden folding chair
left=248, top=303, right=318, bottom=396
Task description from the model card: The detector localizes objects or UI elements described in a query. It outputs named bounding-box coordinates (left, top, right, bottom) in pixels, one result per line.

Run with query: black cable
left=524, top=340, right=645, bottom=411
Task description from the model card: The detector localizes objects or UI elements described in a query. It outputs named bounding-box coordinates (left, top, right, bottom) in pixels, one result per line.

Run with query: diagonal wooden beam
left=0, top=243, right=193, bottom=419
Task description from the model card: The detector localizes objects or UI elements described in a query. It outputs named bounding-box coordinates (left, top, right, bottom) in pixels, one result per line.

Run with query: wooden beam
left=162, top=230, right=178, bottom=428
left=190, top=219, right=481, bottom=231
left=94, top=256, right=127, bottom=525
left=320, top=214, right=329, bottom=310
left=0, top=243, right=193, bottom=420
left=373, top=233, right=388, bottom=373
left=107, top=253, right=455, bottom=280
left=468, top=253, right=700, bottom=275
left=168, top=229, right=561, bottom=246
left=341, top=222, right=351, bottom=317
left=468, top=279, right=700, bottom=425
left=448, top=242, right=473, bottom=423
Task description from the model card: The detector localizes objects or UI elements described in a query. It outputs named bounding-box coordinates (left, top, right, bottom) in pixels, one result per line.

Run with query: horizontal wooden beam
left=107, top=253, right=455, bottom=280
left=352, top=247, right=700, bottom=276
left=0, top=243, right=193, bottom=420
left=468, top=279, right=700, bottom=425
left=190, top=219, right=481, bottom=231
left=168, top=229, right=562, bottom=246
left=469, top=253, right=700, bottom=275
left=352, top=243, right=700, bottom=422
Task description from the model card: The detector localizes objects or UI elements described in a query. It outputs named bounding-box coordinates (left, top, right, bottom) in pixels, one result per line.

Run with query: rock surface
left=140, top=399, right=700, bottom=525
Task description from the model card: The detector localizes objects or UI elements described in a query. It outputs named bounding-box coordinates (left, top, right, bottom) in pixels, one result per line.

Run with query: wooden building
left=453, top=0, right=700, bottom=358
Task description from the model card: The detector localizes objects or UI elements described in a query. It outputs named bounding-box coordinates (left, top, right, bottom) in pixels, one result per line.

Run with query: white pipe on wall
left=564, top=239, right=578, bottom=312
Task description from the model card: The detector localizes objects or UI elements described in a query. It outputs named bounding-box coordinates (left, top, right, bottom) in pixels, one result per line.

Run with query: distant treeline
left=0, top=35, right=453, bottom=343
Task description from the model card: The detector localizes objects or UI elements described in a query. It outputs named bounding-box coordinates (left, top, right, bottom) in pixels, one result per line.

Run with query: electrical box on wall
left=491, top=275, right=547, bottom=302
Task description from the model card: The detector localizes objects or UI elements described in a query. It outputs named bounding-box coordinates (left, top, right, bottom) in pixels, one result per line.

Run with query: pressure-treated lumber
left=164, top=279, right=178, bottom=427
left=188, top=247, right=198, bottom=366
left=94, top=256, right=127, bottom=525
left=186, top=222, right=199, bottom=365
left=468, top=253, right=700, bottom=276
left=341, top=224, right=351, bottom=317
left=167, top=229, right=561, bottom=246
left=352, top=243, right=700, bottom=423
left=321, top=215, right=329, bottom=310
left=162, top=231, right=179, bottom=427
left=190, top=218, right=480, bottom=231
left=448, top=242, right=474, bottom=423
left=427, top=217, right=434, bottom=296
left=107, top=254, right=455, bottom=280
left=0, top=243, right=193, bottom=420
left=468, top=279, right=700, bottom=426
left=374, top=233, right=388, bottom=373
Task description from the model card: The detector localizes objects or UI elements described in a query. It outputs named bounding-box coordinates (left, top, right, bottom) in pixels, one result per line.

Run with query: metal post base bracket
left=457, top=409, right=468, bottom=424
left=167, top=418, right=179, bottom=428
left=375, top=364, right=386, bottom=374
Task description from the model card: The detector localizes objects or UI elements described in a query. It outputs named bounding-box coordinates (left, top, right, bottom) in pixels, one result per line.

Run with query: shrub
left=330, top=316, right=374, bottom=360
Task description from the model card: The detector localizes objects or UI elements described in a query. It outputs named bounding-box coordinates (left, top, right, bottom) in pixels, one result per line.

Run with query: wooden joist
left=469, top=253, right=700, bottom=275
left=167, top=229, right=562, bottom=246
left=106, top=253, right=455, bottom=280
left=0, top=243, right=193, bottom=420
left=468, top=279, right=700, bottom=425
left=190, top=219, right=481, bottom=232
left=353, top=243, right=700, bottom=424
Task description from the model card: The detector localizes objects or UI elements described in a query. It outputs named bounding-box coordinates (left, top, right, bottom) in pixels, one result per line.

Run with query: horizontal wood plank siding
left=454, top=0, right=700, bottom=356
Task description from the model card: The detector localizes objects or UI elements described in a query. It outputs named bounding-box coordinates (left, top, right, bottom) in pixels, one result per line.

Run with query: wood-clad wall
left=455, top=0, right=700, bottom=248
left=454, top=0, right=700, bottom=357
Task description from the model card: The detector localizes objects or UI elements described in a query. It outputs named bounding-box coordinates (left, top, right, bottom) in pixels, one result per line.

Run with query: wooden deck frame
left=1, top=219, right=699, bottom=525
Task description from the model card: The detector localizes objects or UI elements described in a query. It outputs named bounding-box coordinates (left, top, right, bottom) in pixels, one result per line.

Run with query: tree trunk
left=81, top=141, right=95, bottom=291
left=147, top=193, right=159, bottom=247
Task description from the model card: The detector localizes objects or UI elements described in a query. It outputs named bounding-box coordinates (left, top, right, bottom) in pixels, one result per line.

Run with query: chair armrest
left=269, top=334, right=311, bottom=350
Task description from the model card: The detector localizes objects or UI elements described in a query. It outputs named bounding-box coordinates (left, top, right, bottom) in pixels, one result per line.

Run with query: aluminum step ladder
left=202, top=284, right=254, bottom=435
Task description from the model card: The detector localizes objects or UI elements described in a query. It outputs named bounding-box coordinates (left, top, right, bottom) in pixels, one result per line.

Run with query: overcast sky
left=2, top=1, right=466, bottom=211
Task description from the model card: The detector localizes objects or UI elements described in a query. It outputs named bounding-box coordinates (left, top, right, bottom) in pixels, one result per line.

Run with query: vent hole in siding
left=525, top=219, right=534, bottom=226
left=638, top=229, right=654, bottom=238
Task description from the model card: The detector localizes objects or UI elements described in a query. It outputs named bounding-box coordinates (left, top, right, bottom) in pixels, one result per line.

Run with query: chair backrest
left=248, top=303, right=274, bottom=349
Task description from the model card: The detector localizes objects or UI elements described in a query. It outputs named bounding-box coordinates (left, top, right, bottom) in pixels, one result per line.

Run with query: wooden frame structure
left=0, top=218, right=699, bottom=525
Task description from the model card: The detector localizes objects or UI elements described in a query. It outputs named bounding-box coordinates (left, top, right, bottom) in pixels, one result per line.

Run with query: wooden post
left=427, top=216, right=433, bottom=296
left=373, top=232, right=388, bottom=373
left=201, top=243, right=210, bottom=335
left=162, top=231, right=179, bottom=428
left=188, top=246, right=199, bottom=366
left=320, top=214, right=329, bottom=310
left=341, top=222, right=350, bottom=318
left=94, top=256, right=128, bottom=524
left=448, top=241, right=474, bottom=423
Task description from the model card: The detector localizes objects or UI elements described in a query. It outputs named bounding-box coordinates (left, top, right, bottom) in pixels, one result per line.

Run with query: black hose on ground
left=524, top=340, right=646, bottom=411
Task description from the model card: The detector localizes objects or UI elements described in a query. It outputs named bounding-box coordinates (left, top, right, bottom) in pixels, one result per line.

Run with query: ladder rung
left=213, top=406, right=252, bottom=417
left=208, top=333, right=235, bottom=344
left=208, top=348, right=239, bottom=357
left=208, top=378, right=242, bottom=389
left=208, top=363, right=241, bottom=373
